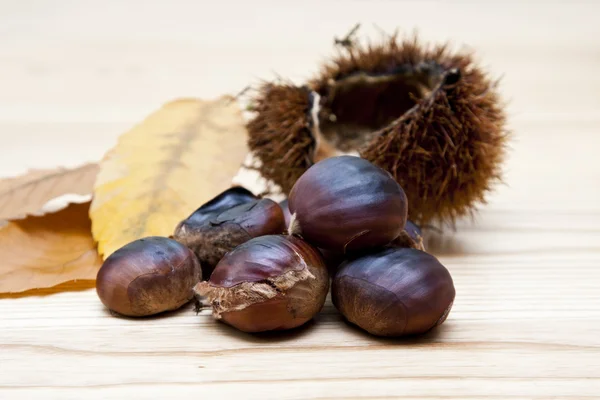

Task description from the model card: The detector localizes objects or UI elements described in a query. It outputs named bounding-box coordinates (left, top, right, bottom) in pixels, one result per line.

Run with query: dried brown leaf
left=0, top=163, right=98, bottom=221
left=0, top=202, right=102, bottom=293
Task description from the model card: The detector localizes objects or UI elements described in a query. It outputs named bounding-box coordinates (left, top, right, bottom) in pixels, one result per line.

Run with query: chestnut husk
left=195, top=235, right=329, bottom=333
left=247, top=34, right=508, bottom=225
left=174, top=195, right=285, bottom=278
left=288, top=155, right=408, bottom=253
left=332, top=247, right=455, bottom=337
left=96, top=236, right=201, bottom=317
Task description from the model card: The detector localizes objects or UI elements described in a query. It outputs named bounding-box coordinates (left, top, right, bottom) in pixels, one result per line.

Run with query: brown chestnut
left=175, top=186, right=258, bottom=228
left=96, top=236, right=201, bottom=317
left=319, top=248, right=346, bottom=275
left=288, top=156, right=408, bottom=253
left=404, top=220, right=422, bottom=241
left=174, top=191, right=285, bottom=278
left=391, top=220, right=425, bottom=251
left=332, top=247, right=455, bottom=337
left=194, top=235, right=329, bottom=333
left=279, top=198, right=292, bottom=228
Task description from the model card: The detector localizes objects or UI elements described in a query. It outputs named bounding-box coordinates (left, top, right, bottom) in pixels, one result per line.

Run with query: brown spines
left=310, top=36, right=448, bottom=90
left=247, top=34, right=508, bottom=225
left=361, top=52, right=507, bottom=224
left=246, top=84, right=314, bottom=194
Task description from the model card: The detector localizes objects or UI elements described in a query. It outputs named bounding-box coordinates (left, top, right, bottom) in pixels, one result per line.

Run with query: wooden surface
left=1, top=1, right=600, bottom=399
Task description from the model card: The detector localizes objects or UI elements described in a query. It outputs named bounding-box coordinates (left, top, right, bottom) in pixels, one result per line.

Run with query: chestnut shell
left=96, top=236, right=201, bottom=317
left=175, top=186, right=257, bottom=230
left=390, top=220, right=425, bottom=250
left=174, top=195, right=285, bottom=278
left=195, top=235, right=329, bottom=333
left=332, top=247, right=455, bottom=337
left=289, top=155, right=408, bottom=252
left=279, top=199, right=292, bottom=228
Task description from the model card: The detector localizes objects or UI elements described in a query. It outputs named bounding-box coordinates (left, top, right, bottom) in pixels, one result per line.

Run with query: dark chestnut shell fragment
left=175, top=186, right=257, bottom=230
left=195, top=235, right=329, bottom=333
left=288, top=155, right=407, bottom=253
left=332, top=247, right=455, bottom=337
left=391, top=220, right=425, bottom=250
left=96, top=236, right=201, bottom=317
left=174, top=189, right=285, bottom=278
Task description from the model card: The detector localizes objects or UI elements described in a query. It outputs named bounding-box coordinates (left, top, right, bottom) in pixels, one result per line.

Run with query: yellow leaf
left=0, top=163, right=98, bottom=221
left=0, top=202, right=102, bottom=293
left=90, top=97, right=249, bottom=258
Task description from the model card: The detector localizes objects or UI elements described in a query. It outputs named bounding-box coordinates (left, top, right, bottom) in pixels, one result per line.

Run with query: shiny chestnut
left=279, top=198, right=292, bottom=228
left=391, top=220, right=425, bottom=250
left=195, top=235, right=329, bottom=333
left=174, top=187, right=285, bottom=278
left=288, top=156, right=408, bottom=253
left=175, top=186, right=257, bottom=228
left=96, top=236, right=201, bottom=317
left=332, top=247, right=455, bottom=337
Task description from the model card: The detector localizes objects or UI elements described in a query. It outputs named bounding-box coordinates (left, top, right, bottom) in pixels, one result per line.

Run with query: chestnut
left=177, top=186, right=258, bottom=228
left=332, top=247, right=455, bottom=337
left=391, top=220, right=425, bottom=251
left=174, top=190, right=285, bottom=278
left=404, top=220, right=422, bottom=241
left=288, top=156, right=408, bottom=253
left=195, top=235, right=329, bottom=333
left=279, top=198, right=292, bottom=228
left=319, top=248, right=346, bottom=275
left=96, top=236, right=201, bottom=317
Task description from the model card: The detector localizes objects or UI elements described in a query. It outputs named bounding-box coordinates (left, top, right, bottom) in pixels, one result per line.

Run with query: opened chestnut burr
left=288, top=155, right=408, bottom=253
left=332, top=247, right=455, bottom=337
left=96, top=236, right=201, bottom=317
left=195, top=234, right=329, bottom=333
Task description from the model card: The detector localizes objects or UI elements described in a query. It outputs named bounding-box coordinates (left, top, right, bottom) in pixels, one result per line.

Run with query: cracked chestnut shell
left=288, top=156, right=408, bottom=253
left=174, top=188, right=285, bottom=278
left=332, top=247, right=455, bottom=337
left=96, top=236, right=201, bottom=317
left=195, top=235, right=329, bottom=333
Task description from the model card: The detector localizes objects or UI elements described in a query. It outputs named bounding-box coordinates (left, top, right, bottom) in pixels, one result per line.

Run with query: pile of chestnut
left=96, top=156, right=455, bottom=337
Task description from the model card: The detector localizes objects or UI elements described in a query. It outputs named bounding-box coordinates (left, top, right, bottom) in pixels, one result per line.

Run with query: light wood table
left=1, top=2, right=599, bottom=399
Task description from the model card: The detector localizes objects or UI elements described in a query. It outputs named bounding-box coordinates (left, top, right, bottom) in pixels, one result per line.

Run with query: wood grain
left=0, top=1, right=599, bottom=399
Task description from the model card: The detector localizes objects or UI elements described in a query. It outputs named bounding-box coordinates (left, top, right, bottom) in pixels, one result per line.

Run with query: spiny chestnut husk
left=332, top=247, right=455, bottom=337
left=96, top=236, right=201, bottom=317
left=247, top=34, right=507, bottom=225
left=288, top=155, right=408, bottom=253
left=174, top=187, right=285, bottom=278
left=194, top=235, right=329, bottom=333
